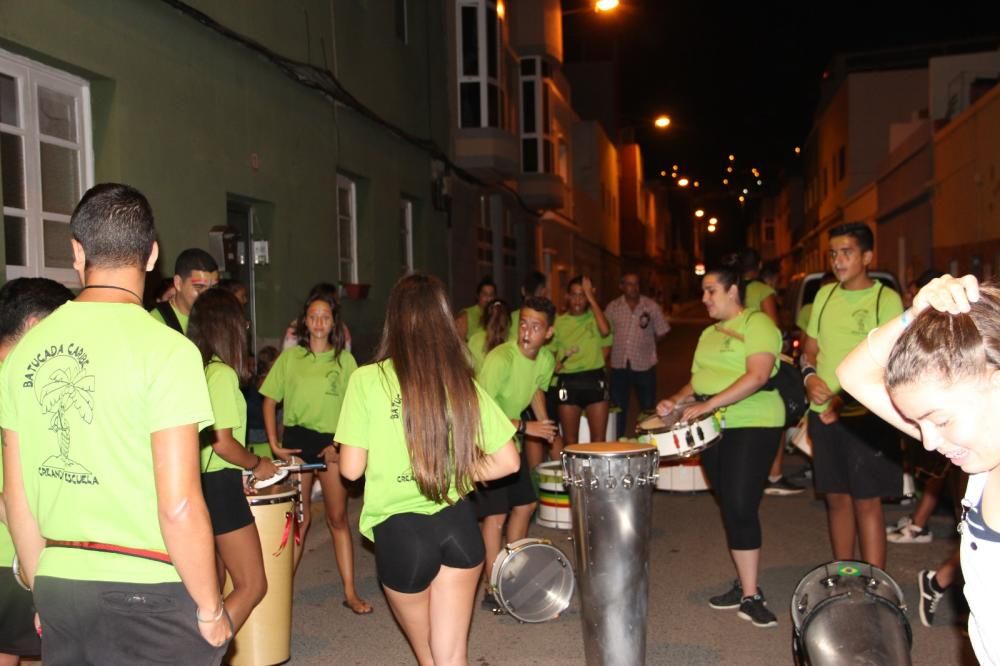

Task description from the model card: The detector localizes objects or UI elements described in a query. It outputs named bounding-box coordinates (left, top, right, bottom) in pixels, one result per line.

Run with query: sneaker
left=887, top=523, right=932, bottom=544
left=737, top=593, right=778, bottom=627
left=918, top=569, right=945, bottom=627
left=885, top=515, right=913, bottom=533
left=481, top=591, right=499, bottom=611
left=764, top=476, right=805, bottom=496
left=708, top=580, right=743, bottom=609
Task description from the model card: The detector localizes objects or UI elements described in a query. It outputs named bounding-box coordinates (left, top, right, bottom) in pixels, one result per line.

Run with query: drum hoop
left=563, top=442, right=657, bottom=457
left=797, top=592, right=911, bottom=643
left=248, top=490, right=298, bottom=505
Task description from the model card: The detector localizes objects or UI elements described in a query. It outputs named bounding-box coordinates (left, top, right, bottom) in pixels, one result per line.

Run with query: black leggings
left=700, top=427, right=782, bottom=551
left=373, top=499, right=484, bottom=593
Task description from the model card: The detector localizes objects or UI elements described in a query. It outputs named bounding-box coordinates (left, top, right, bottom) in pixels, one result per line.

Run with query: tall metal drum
left=791, top=561, right=912, bottom=666
left=562, top=442, right=659, bottom=666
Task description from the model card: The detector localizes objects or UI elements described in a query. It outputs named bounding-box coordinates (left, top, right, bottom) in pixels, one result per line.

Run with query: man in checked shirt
left=604, top=272, right=671, bottom=438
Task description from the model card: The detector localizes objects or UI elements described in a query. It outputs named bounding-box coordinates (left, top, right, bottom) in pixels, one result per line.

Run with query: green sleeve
left=806, top=284, right=835, bottom=340
left=474, top=381, right=516, bottom=455
left=148, top=339, right=214, bottom=433
left=536, top=350, right=556, bottom=390
left=744, top=314, right=781, bottom=373
left=477, top=349, right=506, bottom=401
left=335, top=369, right=369, bottom=450
left=259, top=348, right=289, bottom=401
left=206, top=362, right=241, bottom=435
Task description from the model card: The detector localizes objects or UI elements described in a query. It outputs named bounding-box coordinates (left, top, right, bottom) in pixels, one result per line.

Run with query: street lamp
left=654, top=115, right=671, bottom=129
left=694, top=209, right=705, bottom=218
left=564, top=0, right=620, bottom=15
left=677, top=178, right=690, bottom=187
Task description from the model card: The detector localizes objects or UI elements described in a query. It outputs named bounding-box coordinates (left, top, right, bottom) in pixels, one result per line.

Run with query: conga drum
left=225, top=481, right=299, bottom=666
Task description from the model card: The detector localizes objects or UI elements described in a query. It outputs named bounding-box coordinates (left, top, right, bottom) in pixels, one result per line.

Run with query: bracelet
left=866, top=328, right=887, bottom=368
left=900, top=308, right=911, bottom=328
left=516, top=420, right=527, bottom=436
left=801, top=367, right=817, bottom=380
left=196, top=598, right=225, bottom=623
left=247, top=455, right=262, bottom=472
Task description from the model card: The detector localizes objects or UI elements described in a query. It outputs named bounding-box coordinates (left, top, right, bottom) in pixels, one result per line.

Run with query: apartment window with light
left=336, top=174, right=358, bottom=283
left=520, top=57, right=555, bottom=174
left=457, top=1, right=504, bottom=129
left=1, top=49, right=93, bottom=284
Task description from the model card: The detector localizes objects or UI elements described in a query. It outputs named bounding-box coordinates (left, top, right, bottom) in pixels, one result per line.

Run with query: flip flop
left=342, top=599, right=373, bottom=615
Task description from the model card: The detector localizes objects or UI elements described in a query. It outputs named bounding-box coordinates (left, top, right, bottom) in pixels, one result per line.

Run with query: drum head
left=248, top=481, right=298, bottom=505
left=252, top=466, right=290, bottom=490
left=563, top=442, right=657, bottom=457
left=490, top=539, right=574, bottom=623
left=636, top=415, right=669, bottom=434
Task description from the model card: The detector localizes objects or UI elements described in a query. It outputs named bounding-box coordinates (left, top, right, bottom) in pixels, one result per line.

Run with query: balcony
left=454, top=128, right=520, bottom=181
left=518, top=172, right=565, bottom=209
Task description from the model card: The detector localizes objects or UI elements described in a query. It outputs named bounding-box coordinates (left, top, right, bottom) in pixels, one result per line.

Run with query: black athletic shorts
left=467, top=442, right=537, bottom=518
left=554, top=369, right=610, bottom=408
left=809, top=410, right=903, bottom=499
left=201, top=468, right=255, bottom=536
left=283, top=425, right=335, bottom=465
left=0, top=566, right=40, bottom=657
left=373, top=499, right=484, bottom=594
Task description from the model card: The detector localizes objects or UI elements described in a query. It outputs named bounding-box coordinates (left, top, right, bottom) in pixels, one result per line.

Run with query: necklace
left=80, top=284, right=143, bottom=305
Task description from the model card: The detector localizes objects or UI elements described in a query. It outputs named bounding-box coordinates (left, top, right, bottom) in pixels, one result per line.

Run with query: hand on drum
left=252, top=457, right=279, bottom=483
left=912, top=274, right=980, bottom=316
left=526, top=419, right=558, bottom=443
left=680, top=401, right=714, bottom=423
left=271, top=444, right=302, bottom=462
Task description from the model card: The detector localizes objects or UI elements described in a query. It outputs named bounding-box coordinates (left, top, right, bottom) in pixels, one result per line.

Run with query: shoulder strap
left=155, top=302, right=184, bottom=334
left=875, top=282, right=884, bottom=326
left=720, top=311, right=793, bottom=364
left=815, top=283, right=839, bottom=335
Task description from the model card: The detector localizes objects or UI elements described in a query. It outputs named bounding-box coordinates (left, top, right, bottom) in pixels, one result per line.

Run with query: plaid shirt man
left=604, top=294, right=670, bottom=371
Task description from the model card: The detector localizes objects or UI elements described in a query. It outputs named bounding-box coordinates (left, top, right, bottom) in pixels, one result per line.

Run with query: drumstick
left=241, top=462, right=327, bottom=475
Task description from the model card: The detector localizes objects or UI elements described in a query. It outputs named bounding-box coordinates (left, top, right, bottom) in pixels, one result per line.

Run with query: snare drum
left=225, top=482, right=299, bottom=666
left=791, top=561, right=912, bottom=666
left=636, top=411, right=720, bottom=460
left=489, top=538, right=575, bottom=623
left=534, top=461, right=571, bottom=529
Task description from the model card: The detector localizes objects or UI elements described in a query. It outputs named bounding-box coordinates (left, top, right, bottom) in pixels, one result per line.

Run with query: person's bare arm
left=475, top=441, right=520, bottom=481
left=152, top=424, right=231, bottom=647
left=530, top=389, right=549, bottom=422
left=263, top=397, right=300, bottom=461
left=338, top=444, right=368, bottom=481
left=2, top=430, right=44, bottom=587
left=583, top=277, right=611, bottom=336
left=656, top=382, right=695, bottom=415
left=760, top=294, right=779, bottom=325
left=801, top=335, right=834, bottom=405
left=208, top=428, right=278, bottom=481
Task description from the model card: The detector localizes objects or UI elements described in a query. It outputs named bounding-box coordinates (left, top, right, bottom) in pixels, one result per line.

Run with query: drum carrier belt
left=45, top=539, right=172, bottom=565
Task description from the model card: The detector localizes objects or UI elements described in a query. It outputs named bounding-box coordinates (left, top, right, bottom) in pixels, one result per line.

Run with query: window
left=457, top=1, right=504, bottom=129
left=399, top=198, right=413, bottom=274
left=395, top=0, right=408, bottom=44
left=1, top=48, right=92, bottom=284
left=520, top=56, right=556, bottom=174
left=336, top=174, right=358, bottom=283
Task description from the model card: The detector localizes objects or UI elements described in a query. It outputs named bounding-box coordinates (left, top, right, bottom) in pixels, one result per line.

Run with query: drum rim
left=248, top=490, right=298, bottom=504
left=489, top=540, right=574, bottom=622
left=563, top=442, right=657, bottom=457
left=791, top=560, right=907, bottom=627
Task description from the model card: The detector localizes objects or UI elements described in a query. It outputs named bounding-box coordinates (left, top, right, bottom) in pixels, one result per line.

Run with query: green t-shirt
left=259, top=346, right=357, bottom=434
left=796, top=303, right=813, bottom=332
left=336, top=360, right=514, bottom=542
left=463, top=304, right=483, bottom=341
left=0, top=359, right=11, bottom=567
left=806, top=281, right=903, bottom=412
left=744, top=280, right=776, bottom=312
left=200, top=357, right=247, bottom=473
left=467, top=329, right=490, bottom=374
left=506, top=310, right=521, bottom=342
left=477, top=342, right=556, bottom=419
left=552, top=310, right=613, bottom=374
left=0, top=302, right=214, bottom=584
left=149, top=302, right=189, bottom=334
left=690, top=310, right=783, bottom=428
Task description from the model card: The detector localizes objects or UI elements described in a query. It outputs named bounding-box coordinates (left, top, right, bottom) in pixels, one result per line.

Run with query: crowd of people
left=0, top=182, right=996, bottom=665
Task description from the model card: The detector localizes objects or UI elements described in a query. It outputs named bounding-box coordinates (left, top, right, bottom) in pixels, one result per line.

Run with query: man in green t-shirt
left=0, top=184, right=231, bottom=663
left=150, top=248, right=219, bottom=334
left=0, top=278, right=73, bottom=662
left=802, top=222, right=904, bottom=570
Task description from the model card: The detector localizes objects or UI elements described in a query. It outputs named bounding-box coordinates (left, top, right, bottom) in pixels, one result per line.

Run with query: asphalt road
left=279, top=303, right=974, bottom=665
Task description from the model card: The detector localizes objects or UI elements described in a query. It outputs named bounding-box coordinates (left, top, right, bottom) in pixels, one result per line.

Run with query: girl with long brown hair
left=337, top=274, right=519, bottom=666
left=188, top=288, right=278, bottom=633
left=260, top=283, right=370, bottom=614
left=467, top=298, right=511, bottom=373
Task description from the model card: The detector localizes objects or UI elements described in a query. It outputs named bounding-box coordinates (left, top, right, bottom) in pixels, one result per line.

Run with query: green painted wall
left=0, top=0, right=450, bottom=359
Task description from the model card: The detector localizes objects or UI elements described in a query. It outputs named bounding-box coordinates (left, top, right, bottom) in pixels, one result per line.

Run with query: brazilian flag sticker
left=837, top=563, right=862, bottom=577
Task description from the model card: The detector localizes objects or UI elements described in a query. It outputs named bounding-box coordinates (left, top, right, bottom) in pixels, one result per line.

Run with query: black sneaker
left=764, top=476, right=805, bottom=496
left=737, top=593, right=777, bottom=627
left=709, top=580, right=744, bottom=610
left=918, top=569, right=945, bottom=627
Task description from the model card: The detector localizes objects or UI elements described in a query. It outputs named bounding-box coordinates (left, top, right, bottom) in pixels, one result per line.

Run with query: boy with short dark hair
left=151, top=248, right=220, bottom=333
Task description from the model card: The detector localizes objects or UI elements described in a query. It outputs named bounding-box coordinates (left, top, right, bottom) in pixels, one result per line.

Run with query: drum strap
left=45, top=539, right=172, bottom=565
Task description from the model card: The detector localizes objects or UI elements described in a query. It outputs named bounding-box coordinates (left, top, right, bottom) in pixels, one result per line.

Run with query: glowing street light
left=738, top=195, right=745, bottom=203
left=794, top=146, right=801, bottom=154
left=660, top=170, right=667, bottom=177
left=671, top=172, right=677, bottom=179
left=709, top=217, right=718, bottom=224
left=728, top=154, right=735, bottom=161
left=695, top=263, right=706, bottom=276
left=707, top=225, right=717, bottom=233
left=722, top=178, right=729, bottom=185
left=672, top=164, right=679, bottom=171
left=693, top=181, right=700, bottom=188
left=595, top=0, right=620, bottom=11
left=497, top=0, right=505, bottom=18
left=677, top=178, right=690, bottom=187
left=654, top=115, right=671, bottom=129
left=694, top=209, right=705, bottom=218
left=726, top=166, right=733, bottom=173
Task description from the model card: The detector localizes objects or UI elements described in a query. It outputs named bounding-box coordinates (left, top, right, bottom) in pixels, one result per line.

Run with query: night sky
left=562, top=1, right=1000, bottom=253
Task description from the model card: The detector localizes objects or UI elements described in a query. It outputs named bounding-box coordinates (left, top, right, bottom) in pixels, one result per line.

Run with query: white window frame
left=456, top=0, right=503, bottom=129
left=519, top=56, right=554, bottom=174
left=1, top=48, right=93, bottom=286
left=399, top=198, right=414, bottom=274
left=336, top=174, right=358, bottom=283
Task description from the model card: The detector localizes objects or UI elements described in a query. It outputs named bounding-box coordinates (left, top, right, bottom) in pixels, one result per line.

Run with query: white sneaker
left=887, top=523, right=932, bottom=544
left=885, top=515, right=912, bottom=533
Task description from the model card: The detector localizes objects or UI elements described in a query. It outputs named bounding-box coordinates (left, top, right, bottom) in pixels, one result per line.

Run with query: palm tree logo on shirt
left=851, top=309, right=870, bottom=335
left=325, top=369, right=341, bottom=397
left=33, top=354, right=99, bottom=485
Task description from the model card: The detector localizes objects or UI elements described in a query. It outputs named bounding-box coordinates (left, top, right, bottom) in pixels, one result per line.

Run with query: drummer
left=469, top=296, right=559, bottom=609
left=188, top=288, right=278, bottom=633
left=656, top=255, right=783, bottom=628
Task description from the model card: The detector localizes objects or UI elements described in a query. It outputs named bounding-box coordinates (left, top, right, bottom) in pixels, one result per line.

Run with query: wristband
left=247, top=455, right=262, bottom=472
left=516, top=420, right=527, bottom=436
left=196, top=597, right=225, bottom=623
left=801, top=367, right=817, bottom=380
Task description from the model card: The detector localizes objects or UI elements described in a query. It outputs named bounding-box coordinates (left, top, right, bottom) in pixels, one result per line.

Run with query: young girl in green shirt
left=189, top=288, right=278, bottom=633
left=260, top=283, right=370, bottom=614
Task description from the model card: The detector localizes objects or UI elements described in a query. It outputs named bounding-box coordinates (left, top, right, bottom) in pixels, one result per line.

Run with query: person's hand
left=818, top=397, right=842, bottom=425
left=681, top=401, right=714, bottom=423
left=656, top=399, right=676, bottom=416
left=581, top=276, right=596, bottom=301
left=525, top=420, right=558, bottom=442
left=912, top=274, right=980, bottom=316
left=271, top=443, right=301, bottom=462
left=320, top=444, right=340, bottom=465
left=197, top=606, right=232, bottom=647
left=252, top=457, right=279, bottom=482
left=804, top=375, right=834, bottom=405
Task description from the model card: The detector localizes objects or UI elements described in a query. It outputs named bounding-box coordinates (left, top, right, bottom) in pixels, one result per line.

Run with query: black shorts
left=201, top=468, right=255, bottom=536
left=0, top=566, right=40, bottom=656
left=467, top=443, right=537, bottom=518
left=283, top=425, right=334, bottom=465
left=33, top=577, right=229, bottom=665
left=373, top=500, right=484, bottom=593
left=554, top=369, right=610, bottom=408
left=809, top=410, right=903, bottom=499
